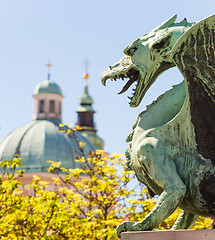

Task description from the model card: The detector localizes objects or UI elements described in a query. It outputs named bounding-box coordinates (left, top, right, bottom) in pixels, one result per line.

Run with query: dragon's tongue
left=118, top=77, right=136, bottom=94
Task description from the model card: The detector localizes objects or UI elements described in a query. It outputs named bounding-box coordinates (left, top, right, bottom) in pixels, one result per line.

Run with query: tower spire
left=76, top=60, right=104, bottom=149
left=83, top=58, right=90, bottom=87
left=46, top=62, right=53, bottom=80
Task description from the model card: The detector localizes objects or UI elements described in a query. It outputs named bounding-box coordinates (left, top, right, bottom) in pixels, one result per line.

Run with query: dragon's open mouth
left=118, top=68, right=140, bottom=96
left=101, top=65, right=142, bottom=106
left=101, top=59, right=174, bottom=107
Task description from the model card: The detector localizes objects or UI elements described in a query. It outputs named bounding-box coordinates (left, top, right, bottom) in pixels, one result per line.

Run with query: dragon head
left=101, top=15, right=194, bottom=107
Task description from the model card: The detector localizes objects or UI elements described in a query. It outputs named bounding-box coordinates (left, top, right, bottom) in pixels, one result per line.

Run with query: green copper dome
left=77, top=85, right=94, bottom=112
left=0, top=120, right=95, bottom=172
left=79, top=85, right=94, bottom=105
left=34, top=80, right=63, bottom=95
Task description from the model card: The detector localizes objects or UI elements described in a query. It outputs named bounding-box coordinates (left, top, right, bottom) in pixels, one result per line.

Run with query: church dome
left=0, top=120, right=95, bottom=172
left=34, top=80, right=63, bottom=95
left=0, top=65, right=104, bottom=174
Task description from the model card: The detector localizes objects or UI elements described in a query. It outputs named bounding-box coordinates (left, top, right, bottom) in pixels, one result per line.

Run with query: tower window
left=78, top=112, right=94, bottom=127
left=39, top=100, right=45, bottom=113
left=50, top=100, right=55, bottom=113
left=59, top=102, right=61, bottom=114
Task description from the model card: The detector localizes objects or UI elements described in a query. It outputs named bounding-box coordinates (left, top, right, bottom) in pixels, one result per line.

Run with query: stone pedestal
left=121, top=229, right=215, bottom=240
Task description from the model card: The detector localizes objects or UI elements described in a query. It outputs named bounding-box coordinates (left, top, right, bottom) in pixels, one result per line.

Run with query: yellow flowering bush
left=0, top=149, right=136, bottom=239
left=0, top=124, right=213, bottom=239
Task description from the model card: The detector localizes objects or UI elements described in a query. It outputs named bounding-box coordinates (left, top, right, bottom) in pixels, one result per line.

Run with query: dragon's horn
left=154, top=15, right=177, bottom=31
left=180, top=18, right=188, bottom=24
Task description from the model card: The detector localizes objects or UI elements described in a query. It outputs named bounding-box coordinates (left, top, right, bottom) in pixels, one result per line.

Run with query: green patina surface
left=34, top=79, right=63, bottom=95
left=101, top=14, right=215, bottom=237
left=0, top=120, right=96, bottom=172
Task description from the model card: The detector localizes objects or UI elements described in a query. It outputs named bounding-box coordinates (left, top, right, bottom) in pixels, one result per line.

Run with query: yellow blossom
left=32, top=175, right=41, bottom=182
left=52, top=177, right=60, bottom=185
left=79, top=142, right=86, bottom=148
left=74, top=125, right=83, bottom=131
left=66, top=128, right=72, bottom=134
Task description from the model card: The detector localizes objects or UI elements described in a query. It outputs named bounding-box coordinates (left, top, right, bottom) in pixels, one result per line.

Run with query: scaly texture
left=101, top=14, right=215, bottom=237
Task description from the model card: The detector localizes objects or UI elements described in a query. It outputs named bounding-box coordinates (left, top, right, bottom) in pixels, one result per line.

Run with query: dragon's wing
left=170, top=14, right=215, bottom=160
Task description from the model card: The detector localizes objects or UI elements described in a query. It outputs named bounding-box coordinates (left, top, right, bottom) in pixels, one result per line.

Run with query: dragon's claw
left=117, top=221, right=145, bottom=238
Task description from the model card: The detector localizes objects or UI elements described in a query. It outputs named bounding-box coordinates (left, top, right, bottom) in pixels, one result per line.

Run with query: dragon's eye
left=129, top=46, right=138, bottom=55
left=152, top=40, right=166, bottom=49
left=152, top=33, right=173, bottom=50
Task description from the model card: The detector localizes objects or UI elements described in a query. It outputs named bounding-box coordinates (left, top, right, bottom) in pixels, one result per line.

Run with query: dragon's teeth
left=128, top=96, right=132, bottom=100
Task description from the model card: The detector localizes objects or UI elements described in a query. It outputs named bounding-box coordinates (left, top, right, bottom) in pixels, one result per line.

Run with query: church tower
left=76, top=71, right=104, bottom=149
left=33, top=63, right=63, bottom=124
left=0, top=63, right=96, bottom=172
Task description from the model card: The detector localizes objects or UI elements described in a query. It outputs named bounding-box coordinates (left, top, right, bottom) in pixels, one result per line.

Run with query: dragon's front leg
left=117, top=139, right=187, bottom=237
left=117, top=187, right=186, bottom=237
left=117, top=210, right=198, bottom=237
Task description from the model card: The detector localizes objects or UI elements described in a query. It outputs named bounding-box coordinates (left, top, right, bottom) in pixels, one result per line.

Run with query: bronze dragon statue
left=101, top=14, right=215, bottom=237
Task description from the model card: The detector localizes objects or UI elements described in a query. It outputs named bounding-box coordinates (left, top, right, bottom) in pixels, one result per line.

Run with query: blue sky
left=0, top=1, right=214, bottom=154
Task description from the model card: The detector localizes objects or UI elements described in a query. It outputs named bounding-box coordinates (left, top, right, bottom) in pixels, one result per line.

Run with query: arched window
left=50, top=100, right=55, bottom=113
left=59, top=102, right=61, bottom=114
left=39, top=100, right=45, bottom=113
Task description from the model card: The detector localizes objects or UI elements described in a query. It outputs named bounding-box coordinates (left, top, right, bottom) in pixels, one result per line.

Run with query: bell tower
left=33, top=63, right=63, bottom=123
left=76, top=63, right=104, bottom=149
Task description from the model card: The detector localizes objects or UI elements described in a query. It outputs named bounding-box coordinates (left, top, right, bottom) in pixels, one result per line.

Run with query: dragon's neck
left=138, top=81, right=186, bottom=130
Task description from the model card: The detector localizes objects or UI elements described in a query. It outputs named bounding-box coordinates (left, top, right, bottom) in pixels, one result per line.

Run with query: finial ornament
left=46, top=62, right=53, bottom=80
left=83, top=58, right=90, bottom=86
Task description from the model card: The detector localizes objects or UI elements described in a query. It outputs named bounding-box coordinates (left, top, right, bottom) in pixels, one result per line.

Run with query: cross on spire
left=84, top=58, right=90, bottom=73
left=83, top=58, right=90, bottom=86
left=46, top=62, right=53, bottom=80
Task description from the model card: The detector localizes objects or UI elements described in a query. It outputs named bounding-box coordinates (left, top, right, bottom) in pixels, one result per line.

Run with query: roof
left=79, top=85, right=94, bottom=105
left=34, top=80, right=63, bottom=95
left=0, top=120, right=95, bottom=172
left=76, top=105, right=95, bottom=112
